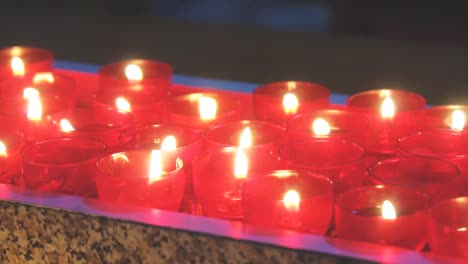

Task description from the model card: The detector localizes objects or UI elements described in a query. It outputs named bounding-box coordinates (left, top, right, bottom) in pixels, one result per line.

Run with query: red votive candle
left=368, top=157, right=461, bottom=203
left=50, top=106, right=134, bottom=149
left=422, top=105, right=468, bottom=133
left=253, top=81, right=330, bottom=126
left=192, top=147, right=283, bottom=219
left=335, top=185, right=430, bottom=249
left=96, top=59, right=172, bottom=125
left=0, top=130, right=24, bottom=183
left=346, top=89, right=426, bottom=154
left=279, top=138, right=366, bottom=193
left=21, top=137, right=107, bottom=198
left=204, top=120, right=287, bottom=151
left=286, top=109, right=369, bottom=144
left=429, top=196, right=468, bottom=258
left=96, top=149, right=185, bottom=211
left=0, top=94, right=74, bottom=142
left=119, top=124, right=203, bottom=190
left=0, top=71, right=76, bottom=106
left=167, top=92, right=242, bottom=129
left=0, top=46, right=53, bottom=80
left=242, top=170, right=334, bottom=233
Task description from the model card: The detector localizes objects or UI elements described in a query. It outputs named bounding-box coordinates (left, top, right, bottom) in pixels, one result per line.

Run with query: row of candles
left=1, top=46, right=468, bottom=258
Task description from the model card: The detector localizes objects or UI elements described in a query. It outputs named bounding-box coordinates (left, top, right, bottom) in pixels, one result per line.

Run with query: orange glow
left=380, top=97, right=395, bottom=119
left=161, top=135, right=177, bottom=151
left=198, top=96, right=217, bottom=120
left=11, top=56, right=25, bottom=76
left=382, top=200, right=397, bottom=220
left=125, top=64, right=143, bottom=81
left=148, top=149, right=163, bottom=183
left=59, top=119, right=75, bottom=133
left=238, top=127, right=252, bottom=148
left=234, top=148, right=248, bottom=179
left=283, top=93, right=299, bottom=115
left=115, top=97, right=132, bottom=112
left=451, top=109, right=465, bottom=131
left=283, top=190, right=300, bottom=213
left=33, top=72, right=55, bottom=84
left=0, top=141, right=7, bottom=157
left=312, top=118, right=331, bottom=136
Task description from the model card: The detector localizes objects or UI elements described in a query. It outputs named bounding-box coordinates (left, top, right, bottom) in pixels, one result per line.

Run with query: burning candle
left=429, top=196, right=468, bottom=258
left=335, top=185, right=430, bottom=248
left=253, top=81, right=330, bottom=126
left=368, top=157, right=461, bottom=202
left=287, top=109, right=369, bottom=145
left=50, top=105, right=135, bottom=149
left=242, top=170, right=334, bottom=233
left=96, top=138, right=185, bottom=210
left=0, top=130, right=24, bottom=183
left=0, top=87, right=73, bottom=142
left=21, top=137, right=107, bottom=197
left=346, top=89, right=426, bottom=154
left=0, top=46, right=53, bottom=80
left=279, top=138, right=366, bottom=193
left=192, top=147, right=282, bottom=219
left=422, top=105, right=467, bottom=133
left=167, top=93, right=243, bottom=129
left=204, top=120, right=287, bottom=151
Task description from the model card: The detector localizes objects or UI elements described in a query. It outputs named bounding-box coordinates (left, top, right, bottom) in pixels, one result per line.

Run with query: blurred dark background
left=1, top=0, right=467, bottom=104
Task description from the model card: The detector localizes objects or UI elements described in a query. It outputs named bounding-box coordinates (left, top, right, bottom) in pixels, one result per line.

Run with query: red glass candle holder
left=398, top=131, right=468, bottom=187
left=119, top=124, right=203, bottom=190
left=253, top=81, right=330, bottom=126
left=50, top=106, right=134, bottom=148
left=0, top=46, right=53, bottom=80
left=192, top=147, right=283, bottom=219
left=286, top=109, right=368, bottom=145
left=279, top=138, right=366, bottom=193
left=0, top=95, right=74, bottom=142
left=0, top=71, right=76, bottom=102
left=346, top=89, right=426, bottom=154
left=204, top=120, right=287, bottom=151
left=429, top=196, right=468, bottom=258
left=242, top=170, right=334, bottom=233
left=368, top=157, right=461, bottom=203
left=335, top=185, right=430, bottom=249
left=167, top=92, right=243, bottom=129
left=422, top=105, right=468, bottom=133
left=98, top=59, right=172, bottom=92
left=0, top=130, right=24, bottom=183
left=20, top=137, right=107, bottom=198
left=96, top=149, right=185, bottom=211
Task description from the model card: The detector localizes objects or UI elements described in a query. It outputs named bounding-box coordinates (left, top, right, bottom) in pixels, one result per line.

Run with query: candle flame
left=115, top=97, right=132, bottom=112
left=451, top=109, right=465, bottom=132
left=312, top=118, right=331, bottom=136
left=33, top=72, right=55, bottom=84
left=161, top=135, right=177, bottom=151
left=0, top=141, right=7, bottom=157
left=60, top=119, right=75, bottom=133
left=23, top=88, right=42, bottom=121
left=11, top=56, right=25, bottom=77
left=380, top=96, right=395, bottom=119
left=283, top=93, right=299, bottom=115
left=457, top=227, right=467, bottom=232
left=148, top=149, right=163, bottom=183
left=283, top=190, right=300, bottom=213
left=382, top=200, right=397, bottom=220
left=198, top=96, right=217, bottom=120
left=234, top=148, right=248, bottom=179
left=125, top=64, right=143, bottom=81
left=239, top=127, right=252, bottom=148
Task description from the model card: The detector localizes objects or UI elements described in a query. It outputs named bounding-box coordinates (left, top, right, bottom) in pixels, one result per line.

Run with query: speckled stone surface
left=0, top=201, right=373, bottom=264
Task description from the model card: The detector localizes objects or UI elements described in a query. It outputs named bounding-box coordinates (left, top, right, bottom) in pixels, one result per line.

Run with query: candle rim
left=346, top=88, right=426, bottom=113
left=0, top=46, right=53, bottom=64
left=98, top=59, right=173, bottom=80
left=253, top=80, right=330, bottom=99
left=431, top=196, right=468, bottom=228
